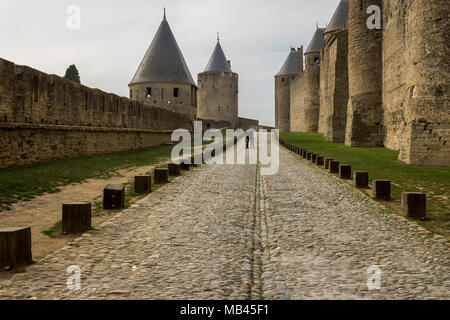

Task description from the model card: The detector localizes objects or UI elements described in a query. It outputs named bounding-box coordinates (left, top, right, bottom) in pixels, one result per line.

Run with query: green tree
left=64, top=64, right=81, bottom=83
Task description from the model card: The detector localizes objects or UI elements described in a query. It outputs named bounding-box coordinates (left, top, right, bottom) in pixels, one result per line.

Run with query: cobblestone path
left=1, top=146, right=449, bottom=299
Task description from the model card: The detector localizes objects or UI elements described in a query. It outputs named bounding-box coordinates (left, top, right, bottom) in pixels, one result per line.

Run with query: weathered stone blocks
left=104, top=184, right=125, bottom=209
left=401, top=193, right=426, bottom=220
left=0, top=227, right=32, bottom=270
left=372, top=180, right=391, bottom=201
left=154, top=168, right=169, bottom=184
left=134, top=175, right=151, bottom=194
left=339, top=165, right=352, bottom=179
left=62, top=203, right=92, bottom=234
left=354, top=171, right=369, bottom=188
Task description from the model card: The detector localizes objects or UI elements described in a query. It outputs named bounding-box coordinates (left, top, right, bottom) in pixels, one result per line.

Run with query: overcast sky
left=0, top=0, right=340, bottom=126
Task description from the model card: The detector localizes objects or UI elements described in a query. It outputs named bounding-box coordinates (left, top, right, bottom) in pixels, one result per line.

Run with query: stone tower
left=302, top=28, right=325, bottom=132
left=318, top=0, right=349, bottom=142
left=391, top=0, right=449, bottom=165
left=197, top=36, right=238, bottom=128
left=129, top=11, right=198, bottom=120
left=345, top=0, right=383, bottom=146
left=275, top=48, right=302, bottom=132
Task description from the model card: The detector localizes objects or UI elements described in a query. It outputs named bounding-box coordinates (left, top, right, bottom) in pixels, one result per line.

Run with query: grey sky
left=0, top=0, right=340, bottom=126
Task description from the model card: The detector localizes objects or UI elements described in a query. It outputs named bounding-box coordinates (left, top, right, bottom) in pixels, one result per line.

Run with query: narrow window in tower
left=314, top=57, right=319, bottom=63
left=130, top=89, right=133, bottom=99
left=218, top=106, right=221, bottom=111
left=33, top=76, right=39, bottom=102
left=173, top=88, right=179, bottom=97
left=281, top=78, right=285, bottom=83
left=147, top=87, right=152, bottom=97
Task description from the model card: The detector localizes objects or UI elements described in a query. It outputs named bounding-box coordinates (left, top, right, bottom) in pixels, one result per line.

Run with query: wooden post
left=62, top=203, right=92, bottom=234
left=103, top=184, right=125, bottom=209
left=339, top=165, right=352, bottom=179
left=302, top=151, right=308, bottom=159
left=306, top=152, right=312, bottom=160
left=316, top=156, right=324, bottom=166
left=402, top=193, right=426, bottom=219
left=324, top=158, right=334, bottom=169
left=329, top=161, right=340, bottom=173
left=154, top=168, right=169, bottom=184
left=372, top=180, right=391, bottom=201
left=0, top=227, right=32, bottom=270
left=168, top=164, right=181, bottom=176
left=134, top=175, right=151, bottom=194
left=354, top=171, right=369, bottom=188
left=311, top=154, right=317, bottom=162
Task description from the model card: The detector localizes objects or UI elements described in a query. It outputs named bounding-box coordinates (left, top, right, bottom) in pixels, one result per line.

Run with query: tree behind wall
left=64, top=65, right=81, bottom=83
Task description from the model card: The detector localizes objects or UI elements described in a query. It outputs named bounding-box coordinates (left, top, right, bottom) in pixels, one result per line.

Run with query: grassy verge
left=281, top=132, right=450, bottom=238
left=0, top=144, right=176, bottom=212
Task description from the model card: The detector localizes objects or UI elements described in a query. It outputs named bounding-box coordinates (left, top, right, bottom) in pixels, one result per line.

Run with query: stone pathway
left=0, top=145, right=449, bottom=300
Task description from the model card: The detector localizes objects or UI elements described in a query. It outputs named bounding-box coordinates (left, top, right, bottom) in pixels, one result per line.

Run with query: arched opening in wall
left=281, top=78, right=285, bottom=82
left=314, top=57, right=319, bottom=64
left=32, top=76, right=39, bottom=102
left=218, top=106, right=221, bottom=111
left=173, top=88, right=179, bottom=97
left=147, top=87, right=152, bottom=97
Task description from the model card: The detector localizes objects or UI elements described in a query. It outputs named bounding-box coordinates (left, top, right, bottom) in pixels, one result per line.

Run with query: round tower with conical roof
left=129, top=11, right=198, bottom=120
left=302, top=27, right=325, bottom=132
left=197, top=36, right=238, bottom=128
left=275, top=47, right=302, bottom=132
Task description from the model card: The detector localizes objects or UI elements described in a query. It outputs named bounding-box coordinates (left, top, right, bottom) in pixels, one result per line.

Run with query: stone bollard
left=306, top=152, right=312, bottom=160
left=180, top=161, right=190, bottom=171
left=168, top=164, right=181, bottom=176
left=324, top=158, right=334, bottom=169
left=104, top=184, right=125, bottom=209
left=354, top=171, right=369, bottom=188
left=302, top=151, right=307, bottom=159
left=0, top=227, right=32, bottom=270
left=154, top=168, right=169, bottom=184
left=62, top=203, right=92, bottom=234
left=134, top=175, right=151, bottom=194
left=311, top=154, right=317, bottom=162
left=402, top=193, right=426, bottom=219
left=372, top=180, right=391, bottom=201
left=339, top=165, right=352, bottom=179
left=316, top=156, right=324, bottom=166
left=329, top=161, right=340, bottom=173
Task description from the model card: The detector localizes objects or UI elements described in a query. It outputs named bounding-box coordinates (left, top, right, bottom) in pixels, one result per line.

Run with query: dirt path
left=0, top=160, right=172, bottom=279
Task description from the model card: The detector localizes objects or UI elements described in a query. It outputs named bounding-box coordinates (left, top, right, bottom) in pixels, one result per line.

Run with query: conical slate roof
left=204, top=40, right=232, bottom=73
left=325, top=0, right=349, bottom=34
left=129, top=16, right=195, bottom=86
left=275, top=49, right=302, bottom=76
left=305, top=28, right=326, bottom=54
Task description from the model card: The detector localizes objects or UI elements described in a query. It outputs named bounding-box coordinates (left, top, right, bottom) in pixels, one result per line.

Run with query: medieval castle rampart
left=276, top=0, right=449, bottom=166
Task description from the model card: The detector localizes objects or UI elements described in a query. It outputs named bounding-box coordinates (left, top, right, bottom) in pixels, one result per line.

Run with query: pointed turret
left=325, top=0, right=349, bottom=34
left=275, top=48, right=302, bottom=76
left=204, top=37, right=232, bottom=73
left=129, top=14, right=195, bottom=86
left=305, top=28, right=326, bottom=54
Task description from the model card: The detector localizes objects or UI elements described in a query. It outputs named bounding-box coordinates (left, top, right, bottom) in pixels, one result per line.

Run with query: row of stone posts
left=0, top=137, right=240, bottom=271
left=279, top=140, right=427, bottom=220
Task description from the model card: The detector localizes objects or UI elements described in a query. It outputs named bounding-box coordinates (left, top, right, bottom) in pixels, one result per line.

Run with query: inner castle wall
left=0, top=57, right=195, bottom=168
